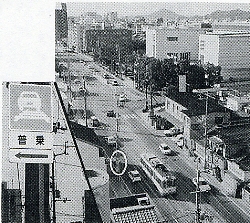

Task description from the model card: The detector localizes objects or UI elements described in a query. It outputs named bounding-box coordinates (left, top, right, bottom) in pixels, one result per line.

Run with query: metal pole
left=150, top=86, right=153, bottom=110
left=52, top=157, right=56, bottom=223
left=84, top=79, right=88, bottom=127
left=204, top=92, right=208, bottom=170
left=195, top=160, right=201, bottom=223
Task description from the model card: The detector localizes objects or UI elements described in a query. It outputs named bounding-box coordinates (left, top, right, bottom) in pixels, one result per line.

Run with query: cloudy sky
left=63, top=1, right=250, bottom=17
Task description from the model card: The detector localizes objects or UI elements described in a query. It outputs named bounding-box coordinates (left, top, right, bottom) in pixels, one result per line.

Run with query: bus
left=140, top=153, right=176, bottom=196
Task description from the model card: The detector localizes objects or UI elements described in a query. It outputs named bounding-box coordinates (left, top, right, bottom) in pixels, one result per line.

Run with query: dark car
left=107, top=110, right=116, bottom=117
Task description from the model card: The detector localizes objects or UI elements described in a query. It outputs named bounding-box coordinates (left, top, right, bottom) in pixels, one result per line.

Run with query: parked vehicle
left=107, top=79, right=118, bottom=86
left=175, top=134, right=184, bottom=147
left=159, top=143, right=172, bottom=155
left=103, top=74, right=110, bottom=79
left=111, top=80, right=118, bottom=86
left=118, top=94, right=126, bottom=102
left=128, top=170, right=141, bottom=183
left=90, top=116, right=99, bottom=127
left=106, top=135, right=117, bottom=146
left=164, top=127, right=183, bottom=137
left=107, top=110, right=116, bottom=117
left=192, top=177, right=211, bottom=192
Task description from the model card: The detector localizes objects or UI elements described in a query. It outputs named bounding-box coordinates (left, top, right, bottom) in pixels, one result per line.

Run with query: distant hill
left=145, top=8, right=187, bottom=21
left=127, top=8, right=250, bottom=22
left=187, top=9, right=250, bottom=21
left=204, top=9, right=250, bottom=21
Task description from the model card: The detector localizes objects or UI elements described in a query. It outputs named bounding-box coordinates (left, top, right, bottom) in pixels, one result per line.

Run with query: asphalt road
left=57, top=53, right=250, bottom=223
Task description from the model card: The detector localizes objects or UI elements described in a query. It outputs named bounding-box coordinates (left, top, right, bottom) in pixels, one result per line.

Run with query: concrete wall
left=146, top=29, right=156, bottom=57
left=147, top=28, right=200, bottom=61
left=199, top=33, right=250, bottom=69
left=199, top=34, right=219, bottom=65
left=219, top=35, right=250, bottom=69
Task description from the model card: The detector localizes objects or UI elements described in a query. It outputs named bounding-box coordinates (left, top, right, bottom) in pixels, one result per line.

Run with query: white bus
left=140, top=153, right=176, bottom=196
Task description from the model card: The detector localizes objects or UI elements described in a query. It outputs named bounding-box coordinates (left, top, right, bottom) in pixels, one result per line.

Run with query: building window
left=167, top=37, right=178, bottom=41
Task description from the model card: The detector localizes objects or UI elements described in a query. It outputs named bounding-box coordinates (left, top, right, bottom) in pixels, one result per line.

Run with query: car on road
left=107, top=110, right=116, bottom=117
left=103, top=74, right=110, bottom=79
left=175, top=134, right=184, bottom=147
left=111, top=80, right=118, bottom=86
left=106, top=135, right=117, bottom=146
left=164, top=127, right=183, bottom=137
left=118, top=94, right=126, bottom=102
left=90, top=116, right=100, bottom=127
left=128, top=170, right=141, bottom=183
left=192, top=177, right=211, bottom=192
left=159, top=143, right=172, bottom=155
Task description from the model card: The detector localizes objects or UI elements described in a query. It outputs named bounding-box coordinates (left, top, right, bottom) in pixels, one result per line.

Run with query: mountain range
left=135, top=8, right=250, bottom=21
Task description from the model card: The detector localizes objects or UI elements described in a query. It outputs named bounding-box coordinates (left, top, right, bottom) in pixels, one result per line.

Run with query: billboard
left=9, top=83, right=53, bottom=132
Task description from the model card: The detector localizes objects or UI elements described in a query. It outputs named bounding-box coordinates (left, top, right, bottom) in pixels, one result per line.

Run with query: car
left=90, top=116, right=100, bottom=127
left=128, top=170, right=141, bottom=183
left=106, top=135, right=117, bottom=146
left=107, top=110, right=116, bottom=117
left=159, top=143, right=172, bottom=155
left=103, top=74, right=109, bottom=79
left=175, top=134, right=184, bottom=147
left=192, top=177, right=211, bottom=192
left=118, top=94, right=126, bottom=102
left=111, top=80, right=118, bottom=86
left=164, top=127, right=183, bottom=137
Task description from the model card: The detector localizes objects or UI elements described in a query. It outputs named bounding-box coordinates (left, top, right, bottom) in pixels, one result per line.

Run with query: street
left=56, top=53, right=250, bottom=223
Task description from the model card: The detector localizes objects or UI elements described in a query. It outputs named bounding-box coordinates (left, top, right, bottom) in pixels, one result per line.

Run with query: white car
left=192, top=177, right=211, bottom=192
left=128, top=170, right=141, bottom=183
left=175, top=134, right=184, bottom=147
left=111, top=80, right=118, bottom=86
left=164, top=127, right=183, bottom=137
left=159, top=143, right=172, bottom=155
left=106, top=136, right=117, bottom=146
left=118, top=94, right=126, bottom=102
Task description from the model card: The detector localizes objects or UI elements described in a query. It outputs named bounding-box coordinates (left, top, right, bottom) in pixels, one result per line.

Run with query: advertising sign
left=9, top=83, right=53, bottom=132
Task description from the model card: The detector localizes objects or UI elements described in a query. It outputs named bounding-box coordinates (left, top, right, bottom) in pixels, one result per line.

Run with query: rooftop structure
left=110, top=193, right=162, bottom=223
left=166, top=87, right=229, bottom=117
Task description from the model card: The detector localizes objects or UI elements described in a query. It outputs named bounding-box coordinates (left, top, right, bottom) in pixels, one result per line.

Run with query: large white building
left=199, top=30, right=250, bottom=69
left=146, top=27, right=202, bottom=61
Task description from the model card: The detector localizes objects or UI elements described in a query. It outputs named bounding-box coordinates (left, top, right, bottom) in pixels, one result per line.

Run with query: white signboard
left=9, top=149, right=53, bottom=164
left=9, top=131, right=53, bottom=149
left=9, top=83, right=53, bottom=132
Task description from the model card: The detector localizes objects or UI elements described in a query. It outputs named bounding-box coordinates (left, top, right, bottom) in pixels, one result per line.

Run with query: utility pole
left=83, top=78, right=88, bottom=127
left=204, top=92, right=208, bottom=170
left=193, top=87, right=227, bottom=171
left=195, top=160, right=201, bottom=223
left=51, top=157, right=56, bottom=223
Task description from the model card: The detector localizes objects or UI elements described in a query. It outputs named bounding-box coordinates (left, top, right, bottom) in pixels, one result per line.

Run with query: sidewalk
left=134, top=107, right=250, bottom=218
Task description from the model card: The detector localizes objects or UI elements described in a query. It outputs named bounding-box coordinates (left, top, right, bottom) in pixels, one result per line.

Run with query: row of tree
left=134, top=56, right=222, bottom=93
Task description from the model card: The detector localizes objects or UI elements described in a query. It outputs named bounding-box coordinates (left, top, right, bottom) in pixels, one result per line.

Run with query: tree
left=204, top=63, right=222, bottom=87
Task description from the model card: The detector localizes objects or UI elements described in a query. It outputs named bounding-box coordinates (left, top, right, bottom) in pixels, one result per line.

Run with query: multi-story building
left=146, top=27, right=202, bottom=61
left=55, top=3, right=68, bottom=42
left=110, top=193, right=163, bottom=223
left=199, top=30, right=250, bottom=70
left=163, top=86, right=250, bottom=197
